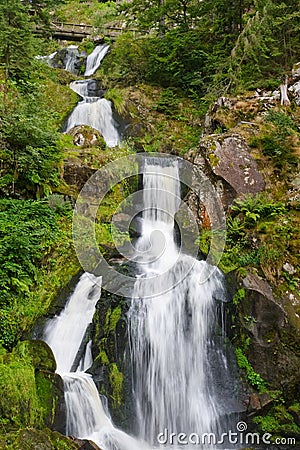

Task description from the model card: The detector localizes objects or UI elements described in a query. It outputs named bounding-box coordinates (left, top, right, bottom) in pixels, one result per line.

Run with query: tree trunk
left=4, top=45, right=10, bottom=103
left=280, top=77, right=290, bottom=106
left=159, top=0, right=166, bottom=37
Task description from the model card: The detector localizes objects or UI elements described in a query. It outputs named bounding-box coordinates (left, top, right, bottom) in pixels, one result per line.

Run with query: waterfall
left=85, top=44, right=110, bottom=77
left=128, top=157, right=234, bottom=446
left=64, top=44, right=121, bottom=147
left=42, top=158, right=238, bottom=450
left=43, top=273, right=101, bottom=373
left=43, top=273, right=146, bottom=450
left=65, top=91, right=120, bottom=148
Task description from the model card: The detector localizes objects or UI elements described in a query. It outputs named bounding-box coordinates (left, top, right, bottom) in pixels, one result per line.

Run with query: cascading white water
left=43, top=272, right=147, bottom=450
left=65, top=93, right=120, bottom=148
left=42, top=158, right=236, bottom=450
left=128, top=158, right=231, bottom=447
left=43, top=273, right=101, bottom=373
left=65, top=45, right=81, bottom=74
left=85, top=44, right=110, bottom=77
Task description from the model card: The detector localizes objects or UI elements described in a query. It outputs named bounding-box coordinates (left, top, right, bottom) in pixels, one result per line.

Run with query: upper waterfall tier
left=65, top=95, right=121, bottom=147
left=84, top=44, right=110, bottom=77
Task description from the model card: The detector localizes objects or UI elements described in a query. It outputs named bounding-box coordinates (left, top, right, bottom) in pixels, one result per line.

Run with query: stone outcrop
left=2, top=428, right=81, bottom=449
left=233, top=272, right=300, bottom=402
left=72, top=438, right=103, bottom=449
left=17, top=340, right=67, bottom=434
left=186, top=134, right=265, bottom=226
left=68, top=125, right=105, bottom=148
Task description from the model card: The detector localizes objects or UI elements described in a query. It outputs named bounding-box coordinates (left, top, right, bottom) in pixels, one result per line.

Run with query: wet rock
left=247, top=392, right=273, bottom=417
left=72, top=438, right=103, bottom=449
left=48, top=46, right=87, bottom=75
left=62, top=160, right=95, bottom=192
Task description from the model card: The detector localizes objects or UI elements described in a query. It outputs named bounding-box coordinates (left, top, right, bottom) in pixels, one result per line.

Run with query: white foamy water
left=65, top=96, right=120, bottom=147
left=85, top=44, right=110, bottom=77
left=42, top=158, right=236, bottom=450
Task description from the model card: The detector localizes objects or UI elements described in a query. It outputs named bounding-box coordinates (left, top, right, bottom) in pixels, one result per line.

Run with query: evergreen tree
left=229, top=0, right=300, bottom=89
left=0, top=0, right=35, bottom=87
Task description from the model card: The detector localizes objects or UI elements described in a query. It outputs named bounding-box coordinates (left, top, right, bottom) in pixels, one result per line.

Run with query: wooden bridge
left=34, top=21, right=130, bottom=41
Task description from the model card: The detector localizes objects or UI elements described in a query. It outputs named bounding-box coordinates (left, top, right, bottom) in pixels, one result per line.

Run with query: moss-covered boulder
left=234, top=273, right=300, bottom=397
left=90, top=287, right=129, bottom=428
left=2, top=428, right=79, bottom=450
left=0, top=341, right=60, bottom=430
left=231, top=271, right=300, bottom=439
left=16, top=340, right=56, bottom=372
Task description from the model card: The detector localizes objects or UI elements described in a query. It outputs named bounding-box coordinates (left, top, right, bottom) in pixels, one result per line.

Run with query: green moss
left=233, top=288, right=245, bottom=306
left=2, top=428, right=78, bottom=450
left=253, top=405, right=300, bottom=436
left=35, top=372, right=55, bottom=426
left=104, top=306, right=122, bottom=334
left=105, top=88, right=127, bottom=115
left=0, top=350, right=41, bottom=429
left=109, top=363, right=124, bottom=408
left=99, top=349, right=110, bottom=365
left=235, top=347, right=266, bottom=392
left=208, top=152, right=219, bottom=167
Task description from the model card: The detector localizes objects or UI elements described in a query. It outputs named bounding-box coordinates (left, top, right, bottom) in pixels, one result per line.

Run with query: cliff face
left=183, top=83, right=300, bottom=437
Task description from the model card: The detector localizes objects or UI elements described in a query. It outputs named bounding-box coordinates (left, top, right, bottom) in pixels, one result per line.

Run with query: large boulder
left=2, top=428, right=79, bottom=449
left=233, top=272, right=300, bottom=401
left=185, top=134, right=265, bottom=227
left=15, top=340, right=66, bottom=433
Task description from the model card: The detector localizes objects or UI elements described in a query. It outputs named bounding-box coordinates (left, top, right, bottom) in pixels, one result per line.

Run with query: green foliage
left=0, top=0, right=35, bottom=84
left=253, top=405, right=300, bottom=435
left=250, top=110, right=298, bottom=168
left=229, top=0, right=300, bottom=90
left=232, top=288, right=246, bottom=306
left=155, top=88, right=179, bottom=116
left=219, top=193, right=295, bottom=276
left=231, top=193, right=286, bottom=223
left=235, top=347, right=267, bottom=391
left=0, top=87, right=63, bottom=197
left=105, top=87, right=126, bottom=115
left=0, top=199, right=77, bottom=349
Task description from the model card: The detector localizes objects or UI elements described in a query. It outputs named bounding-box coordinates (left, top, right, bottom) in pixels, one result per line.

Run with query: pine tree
left=0, top=0, right=35, bottom=88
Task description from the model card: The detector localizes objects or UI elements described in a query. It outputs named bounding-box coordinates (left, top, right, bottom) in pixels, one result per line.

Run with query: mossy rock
left=35, top=371, right=66, bottom=433
left=2, top=428, right=79, bottom=450
left=15, top=340, right=56, bottom=373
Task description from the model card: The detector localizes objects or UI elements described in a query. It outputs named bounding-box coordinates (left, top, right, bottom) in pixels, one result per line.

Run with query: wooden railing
left=34, top=21, right=134, bottom=41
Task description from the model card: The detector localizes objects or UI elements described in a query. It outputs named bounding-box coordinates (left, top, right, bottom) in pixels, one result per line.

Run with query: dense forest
left=0, top=0, right=299, bottom=448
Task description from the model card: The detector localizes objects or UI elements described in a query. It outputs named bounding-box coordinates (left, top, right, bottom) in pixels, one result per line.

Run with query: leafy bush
left=0, top=90, right=62, bottom=197
left=250, top=111, right=298, bottom=168
left=0, top=199, right=60, bottom=348
left=236, top=347, right=266, bottom=391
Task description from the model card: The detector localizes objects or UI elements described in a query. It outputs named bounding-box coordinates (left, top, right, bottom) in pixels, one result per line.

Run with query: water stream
left=42, top=157, right=238, bottom=450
